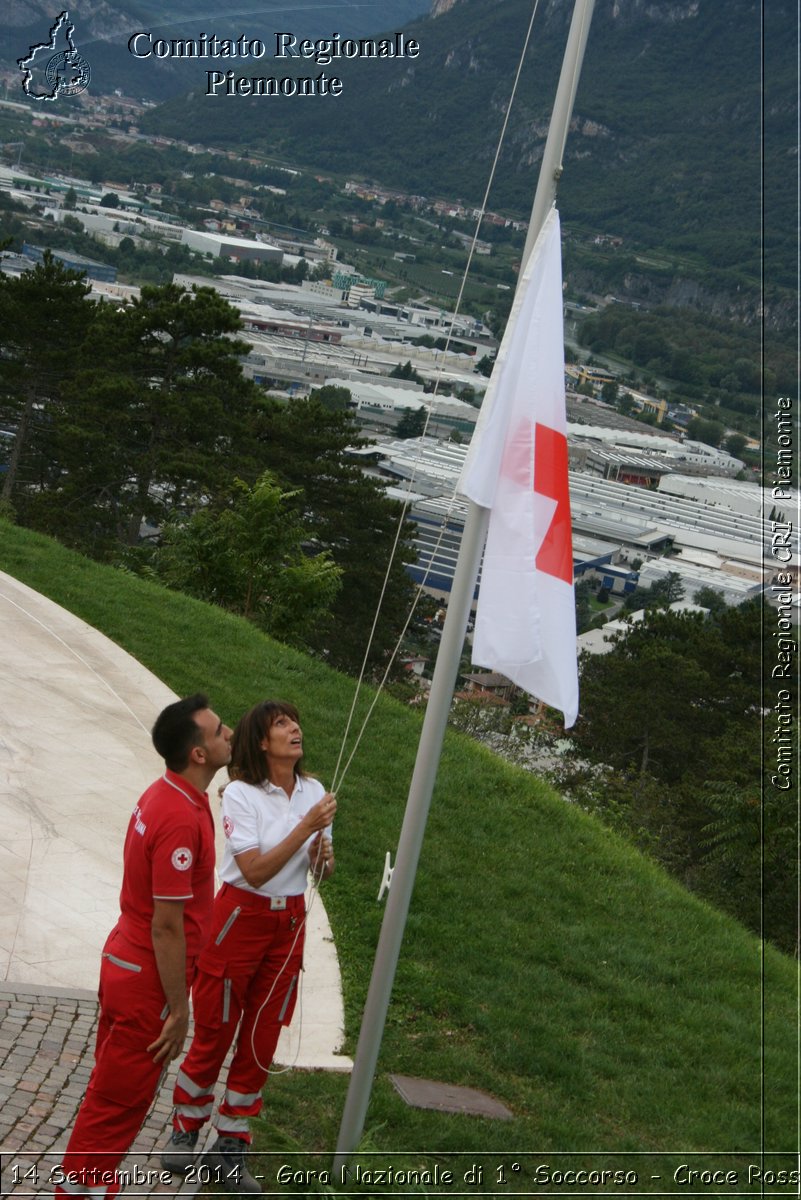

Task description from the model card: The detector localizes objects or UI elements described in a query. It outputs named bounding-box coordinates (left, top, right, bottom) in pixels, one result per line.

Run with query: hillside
left=140, top=0, right=795, bottom=293
left=1, top=0, right=429, bottom=100
left=0, top=518, right=794, bottom=1166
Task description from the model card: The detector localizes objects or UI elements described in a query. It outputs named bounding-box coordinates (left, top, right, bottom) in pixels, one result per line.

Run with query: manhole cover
left=389, top=1074, right=513, bottom=1120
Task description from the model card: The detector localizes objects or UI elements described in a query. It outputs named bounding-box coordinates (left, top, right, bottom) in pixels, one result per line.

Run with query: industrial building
left=21, top=243, right=117, bottom=283
left=172, top=273, right=490, bottom=396
left=566, top=422, right=744, bottom=478
left=324, top=377, right=478, bottom=440
left=179, top=229, right=283, bottom=265
left=368, top=436, right=776, bottom=607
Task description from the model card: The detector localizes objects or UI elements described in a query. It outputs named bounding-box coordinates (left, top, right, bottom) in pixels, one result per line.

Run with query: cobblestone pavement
left=0, top=983, right=207, bottom=1199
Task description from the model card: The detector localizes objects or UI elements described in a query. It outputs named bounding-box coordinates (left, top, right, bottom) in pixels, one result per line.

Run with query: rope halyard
left=331, top=0, right=544, bottom=797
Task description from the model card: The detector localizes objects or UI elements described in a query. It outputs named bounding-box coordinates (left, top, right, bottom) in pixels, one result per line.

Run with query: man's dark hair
left=152, top=693, right=210, bottom=772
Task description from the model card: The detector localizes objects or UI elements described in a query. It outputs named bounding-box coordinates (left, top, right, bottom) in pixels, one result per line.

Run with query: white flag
left=459, top=208, right=578, bottom=727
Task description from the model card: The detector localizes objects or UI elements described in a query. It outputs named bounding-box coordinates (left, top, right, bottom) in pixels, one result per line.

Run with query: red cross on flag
left=459, top=208, right=578, bottom=727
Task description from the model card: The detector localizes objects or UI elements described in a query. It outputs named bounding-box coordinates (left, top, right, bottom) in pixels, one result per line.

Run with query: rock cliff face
left=2, top=0, right=179, bottom=100
left=567, top=267, right=794, bottom=334
left=5, top=0, right=133, bottom=37
left=609, top=0, right=700, bottom=22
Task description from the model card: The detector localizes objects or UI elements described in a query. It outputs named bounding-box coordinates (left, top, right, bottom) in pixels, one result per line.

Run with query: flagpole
left=333, top=0, right=596, bottom=1169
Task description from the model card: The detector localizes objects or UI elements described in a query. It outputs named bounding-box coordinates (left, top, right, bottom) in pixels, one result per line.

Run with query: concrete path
left=0, top=571, right=351, bottom=1195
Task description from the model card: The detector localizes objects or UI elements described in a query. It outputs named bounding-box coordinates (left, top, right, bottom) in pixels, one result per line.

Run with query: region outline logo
left=18, top=10, right=91, bottom=102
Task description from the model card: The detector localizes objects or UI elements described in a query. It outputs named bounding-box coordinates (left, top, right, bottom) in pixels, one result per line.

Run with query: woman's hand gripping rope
left=307, top=792, right=336, bottom=881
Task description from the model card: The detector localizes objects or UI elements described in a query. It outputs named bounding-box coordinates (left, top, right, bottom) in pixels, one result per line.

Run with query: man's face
left=193, top=708, right=233, bottom=770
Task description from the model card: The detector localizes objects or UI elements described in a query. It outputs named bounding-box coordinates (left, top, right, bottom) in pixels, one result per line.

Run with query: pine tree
left=246, top=396, right=417, bottom=675
left=0, top=253, right=93, bottom=508
left=110, top=282, right=260, bottom=542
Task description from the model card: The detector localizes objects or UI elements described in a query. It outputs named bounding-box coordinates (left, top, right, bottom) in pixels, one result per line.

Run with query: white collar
left=261, top=774, right=304, bottom=797
left=162, top=772, right=201, bottom=808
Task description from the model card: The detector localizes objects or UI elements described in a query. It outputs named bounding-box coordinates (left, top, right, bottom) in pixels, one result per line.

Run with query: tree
left=0, top=252, right=93, bottom=507
left=693, top=585, right=728, bottom=617
left=22, top=305, right=145, bottom=556
left=63, top=187, right=77, bottom=210
left=99, top=192, right=120, bottom=208
left=645, top=571, right=685, bottom=608
left=394, top=405, right=427, bottom=439
left=572, top=618, right=712, bottom=781
left=699, top=771, right=797, bottom=954
left=156, top=472, right=342, bottom=646
left=561, top=602, right=796, bottom=951
left=244, top=396, right=417, bottom=675
left=109, top=283, right=260, bottom=543
left=687, top=416, right=724, bottom=447
left=724, top=432, right=748, bottom=459
left=309, top=384, right=351, bottom=412
left=389, top=360, right=425, bottom=384
left=22, top=283, right=263, bottom=551
left=574, top=579, right=594, bottom=632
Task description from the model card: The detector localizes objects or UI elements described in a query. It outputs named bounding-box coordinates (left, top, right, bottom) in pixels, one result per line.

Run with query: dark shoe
left=161, top=1128, right=199, bottom=1174
left=204, top=1136, right=262, bottom=1194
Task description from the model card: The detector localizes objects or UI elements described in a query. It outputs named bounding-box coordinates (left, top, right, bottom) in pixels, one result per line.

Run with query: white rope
left=331, top=0, right=544, bottom=796
left=249, top=836, right=327, bottom=1075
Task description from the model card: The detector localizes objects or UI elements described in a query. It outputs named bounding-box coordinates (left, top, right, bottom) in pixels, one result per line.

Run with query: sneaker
left=161, top=1128, right=199, bottom=1174
left=204, top=1136, right=262, bottom=1194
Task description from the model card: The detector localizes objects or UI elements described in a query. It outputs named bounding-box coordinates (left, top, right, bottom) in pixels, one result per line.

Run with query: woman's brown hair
left=228, top=700, right=305, bottom=786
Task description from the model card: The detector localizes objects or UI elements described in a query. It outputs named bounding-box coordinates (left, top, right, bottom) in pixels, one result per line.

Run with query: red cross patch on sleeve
left=171, top=847, right=193, bottom=871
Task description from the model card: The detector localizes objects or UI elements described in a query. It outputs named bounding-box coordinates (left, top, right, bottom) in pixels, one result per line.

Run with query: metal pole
left=523, top=0, right=595, bottom=267
left=334, top=501, right=488, bottom=1173
left=333, top=0, right=596, bottom=1169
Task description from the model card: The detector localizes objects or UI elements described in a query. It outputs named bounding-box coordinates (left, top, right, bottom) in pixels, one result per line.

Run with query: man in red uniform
left=54, top=694, right=232, bottom=1199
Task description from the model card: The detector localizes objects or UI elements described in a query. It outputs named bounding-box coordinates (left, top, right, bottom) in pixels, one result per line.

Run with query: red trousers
left=172, top=883, right=305, bottom=1143
left=55, top=927, right=195, bottom=1198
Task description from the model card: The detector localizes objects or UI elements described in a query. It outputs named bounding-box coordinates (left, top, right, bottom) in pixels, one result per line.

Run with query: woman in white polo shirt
left=163, top=700, right=336, bottom=1194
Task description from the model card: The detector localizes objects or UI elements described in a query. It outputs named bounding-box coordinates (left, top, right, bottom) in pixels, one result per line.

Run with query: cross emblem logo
left=532, top=423, right=573, bottom=584
left=171, top=847, right=193, bottom=871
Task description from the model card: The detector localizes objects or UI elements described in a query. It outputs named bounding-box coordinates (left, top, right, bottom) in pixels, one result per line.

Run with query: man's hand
left=147, top=1007, right=189, bottom=1064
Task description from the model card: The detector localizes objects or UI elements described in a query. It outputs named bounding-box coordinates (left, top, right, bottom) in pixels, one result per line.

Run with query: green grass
left=588, top=596, right=615, bottom=614
left=0, top=521, right=796, bottom=1191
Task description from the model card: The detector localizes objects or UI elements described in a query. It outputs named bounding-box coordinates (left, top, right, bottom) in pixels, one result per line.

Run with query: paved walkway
left=0, top=572, right=351, bottom=1197
left=0, top=981, right=225, bottom=1198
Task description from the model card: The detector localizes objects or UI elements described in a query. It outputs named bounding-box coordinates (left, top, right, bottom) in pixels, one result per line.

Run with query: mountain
left=1, top=0, right=430, bottom=100
left=138, top=0, right=794, bottom=289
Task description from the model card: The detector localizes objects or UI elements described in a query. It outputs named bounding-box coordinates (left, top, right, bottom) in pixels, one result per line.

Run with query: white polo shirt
left=218, top=775, right=332, bottom=897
